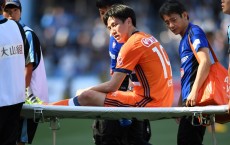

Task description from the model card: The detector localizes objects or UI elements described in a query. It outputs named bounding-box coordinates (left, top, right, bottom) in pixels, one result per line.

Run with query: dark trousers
left=0, top=103, right=23, bottom=145
left=177, top=116, right=206, bottom=145
left=18, top=118, right=39, bottom=144
left=93, top=119, right=152, bottom=145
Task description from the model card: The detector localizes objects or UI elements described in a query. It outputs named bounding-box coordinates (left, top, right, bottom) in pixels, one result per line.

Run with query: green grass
left=32, top=119, right=230, bottom=145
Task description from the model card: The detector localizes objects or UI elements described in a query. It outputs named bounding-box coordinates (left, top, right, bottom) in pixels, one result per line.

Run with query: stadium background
left=19, top=0, right=230, bottom=144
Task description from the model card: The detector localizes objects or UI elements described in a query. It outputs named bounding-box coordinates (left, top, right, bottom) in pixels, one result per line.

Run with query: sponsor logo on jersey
left=192, top=39, right=201, bottom=50
left=181, top=56, right=189, bottom=64
left=141, top=36, right=158, bottom=47
left=0, top=44, right=23, bottom=58
left=109, top=51, right=116, bottom=59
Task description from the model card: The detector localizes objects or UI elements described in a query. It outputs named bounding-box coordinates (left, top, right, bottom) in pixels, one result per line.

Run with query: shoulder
left=189, top=24, right=205, bottom=36
left=127, top=32, right=156, bottom=47
left=6, top=19, right=21, bottom=29
left=23, top=25, right=33, bottom=32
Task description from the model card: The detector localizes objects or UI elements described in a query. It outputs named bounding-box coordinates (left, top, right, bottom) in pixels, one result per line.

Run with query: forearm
left=25, top=63, right=33, bottom=88
left=89, top=81, right=118, bottom=93
left=177, top=94, right=182, bottom=107
left=191, top=61, right=210, bottom=94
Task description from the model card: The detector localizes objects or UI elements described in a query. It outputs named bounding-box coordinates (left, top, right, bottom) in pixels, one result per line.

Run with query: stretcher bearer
left=0, top=0, right=29, bottom=144
left=3, top=0, right=48, bottom=144
left=159, top=0, right=212, bottom=144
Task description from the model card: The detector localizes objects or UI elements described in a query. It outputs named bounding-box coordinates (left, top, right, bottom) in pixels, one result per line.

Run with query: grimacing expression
left=107, top=16, right=130, bottom=43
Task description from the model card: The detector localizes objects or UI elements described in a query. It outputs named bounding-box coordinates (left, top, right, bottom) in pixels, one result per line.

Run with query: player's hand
left=186, top=91, right=198, bottom=107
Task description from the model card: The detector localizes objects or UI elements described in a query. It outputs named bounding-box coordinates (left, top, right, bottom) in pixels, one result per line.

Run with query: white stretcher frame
left=21, top=104, right=229, bottom=145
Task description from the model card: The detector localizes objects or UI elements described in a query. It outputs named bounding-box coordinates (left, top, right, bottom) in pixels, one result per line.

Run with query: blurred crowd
left=21, top=0, right=230, bottom=98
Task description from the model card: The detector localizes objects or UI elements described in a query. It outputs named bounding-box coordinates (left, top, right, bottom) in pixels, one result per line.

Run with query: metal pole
left=210, top=115, right=217, bottom=145
left=49, top=117, right=60, bottom=145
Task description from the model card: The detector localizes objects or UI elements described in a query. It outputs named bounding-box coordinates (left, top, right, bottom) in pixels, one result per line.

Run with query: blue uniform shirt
left=179, top=23, right=211, bottom=102
left=0, top=14, right=4, bottom=20
left=228, top=26, right=230, bottom=53
left=109, top=35, right=123, bottom=72
left=19, top=21, right=41, bottom=70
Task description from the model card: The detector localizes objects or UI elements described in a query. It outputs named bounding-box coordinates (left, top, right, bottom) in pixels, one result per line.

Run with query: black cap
left=4, top=0, right=21, bottom=11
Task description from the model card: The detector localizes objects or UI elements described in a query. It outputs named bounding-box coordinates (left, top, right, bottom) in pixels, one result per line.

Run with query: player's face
left=107, top=16, right=129, bottom=43
left=162, top=12, right=188, bottom=36
left=99, top=7, right=110, bottom=22
left=221, top=0, right=230, bottom=14
left=3, top=7, right=21, bottom=21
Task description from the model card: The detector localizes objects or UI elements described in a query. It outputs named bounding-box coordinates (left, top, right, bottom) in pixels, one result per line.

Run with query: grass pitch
left=32, top=119, right=230, bottom=145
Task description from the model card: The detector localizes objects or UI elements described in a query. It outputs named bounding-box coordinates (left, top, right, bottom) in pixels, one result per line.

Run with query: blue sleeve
left=190, top=26, right=209, bottom=52
left=227, top=26, right=230, bottom=54
left=25, top=31, right=35, bottom=64
left=109, top=36, right=123, bottom=71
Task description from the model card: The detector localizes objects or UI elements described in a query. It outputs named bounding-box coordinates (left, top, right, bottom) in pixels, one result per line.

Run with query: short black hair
left=0, top=0, right=5, bottom=11
left=103, top=4, right=136, bottom=27
left=96, top=0, right=124, bottom=9
left=159, top=0, right=187, bottom=20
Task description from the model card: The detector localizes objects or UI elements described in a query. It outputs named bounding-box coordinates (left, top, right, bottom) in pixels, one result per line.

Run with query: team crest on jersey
left=141, top=36, right=158, bottom=47
left=112, top=40, right=116, bottom=49
left=117, top=55, right=123, bottom=66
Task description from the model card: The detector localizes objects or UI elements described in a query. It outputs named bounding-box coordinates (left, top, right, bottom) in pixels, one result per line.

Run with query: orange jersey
left=113, top=32, right=174, bottom=107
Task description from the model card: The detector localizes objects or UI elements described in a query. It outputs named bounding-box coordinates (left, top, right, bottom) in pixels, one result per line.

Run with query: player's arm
left=25, top=63, right=33, bottom=87
left=186, top=47, right=211, bottom=106
left=88, top=72, right=127, bottom=93
left=24, top=31, right=34, bottom=88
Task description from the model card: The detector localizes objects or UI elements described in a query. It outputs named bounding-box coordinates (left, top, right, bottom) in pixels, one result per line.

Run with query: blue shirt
left=19, top=20, right=41, bottom=70
left=0, top=14, right=4, bottom=20
left=109, top=35, right=123, bottom=71
left=179, top=23, right=210, bottom=102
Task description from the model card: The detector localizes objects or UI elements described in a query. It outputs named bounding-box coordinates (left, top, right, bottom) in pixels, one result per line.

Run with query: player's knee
left=78, top=90, right=94, bottom=105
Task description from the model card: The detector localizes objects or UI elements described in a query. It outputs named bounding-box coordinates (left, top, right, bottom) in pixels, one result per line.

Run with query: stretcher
left=21, top=104, right=229, bottom=145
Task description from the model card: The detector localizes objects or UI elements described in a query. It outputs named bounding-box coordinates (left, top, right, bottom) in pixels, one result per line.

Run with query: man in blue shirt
left=159, top=0, right=212, bottom=145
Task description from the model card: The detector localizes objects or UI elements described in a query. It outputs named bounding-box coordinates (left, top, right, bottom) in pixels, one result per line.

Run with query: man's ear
left=127, top=17, right=132, bottom=25
left=182, top=12, right=189, bottom=20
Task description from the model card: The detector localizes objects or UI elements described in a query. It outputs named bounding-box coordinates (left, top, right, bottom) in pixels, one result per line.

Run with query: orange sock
left=50, top=99, right=69, bottom=106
